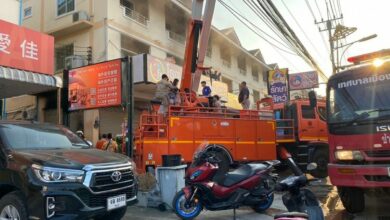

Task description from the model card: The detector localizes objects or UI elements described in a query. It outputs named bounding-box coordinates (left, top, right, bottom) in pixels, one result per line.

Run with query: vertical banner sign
left=68, top=59, right=122, bottom=111
left=267, top=68, right=289, bottom=104
left=0, top=19, right=54, bottom=75
left=289, top=71, right=319, bottom=90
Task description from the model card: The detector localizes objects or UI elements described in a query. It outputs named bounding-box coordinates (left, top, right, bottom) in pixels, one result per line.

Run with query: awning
left=0, top=66, right=62, bottom=99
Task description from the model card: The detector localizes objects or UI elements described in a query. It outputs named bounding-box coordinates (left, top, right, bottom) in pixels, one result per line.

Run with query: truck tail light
left=46, top=197, right=56, bottom=218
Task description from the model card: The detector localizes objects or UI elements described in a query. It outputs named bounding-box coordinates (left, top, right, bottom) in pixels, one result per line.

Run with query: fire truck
left=313, top=49, right=390, bottom=213
left=258, top=97, right=329, bottom=178
left=133, top=0, right=277, bottom=175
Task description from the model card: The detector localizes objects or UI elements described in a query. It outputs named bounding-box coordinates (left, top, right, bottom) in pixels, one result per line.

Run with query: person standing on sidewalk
left=103, top=133, right=118, bottom=153
left=238, top=81, right=250, bottom=109
left=96, top=134, right=107, bottom=150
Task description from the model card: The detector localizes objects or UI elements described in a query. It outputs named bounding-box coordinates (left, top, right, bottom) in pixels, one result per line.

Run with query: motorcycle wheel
left=252, top=193, right=274, bottom=213
left=173, top=189, right=203, bottom=220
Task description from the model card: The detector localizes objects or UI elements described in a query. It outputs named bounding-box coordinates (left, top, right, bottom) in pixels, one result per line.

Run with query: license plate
left=107, top=194, right=126, bottom=211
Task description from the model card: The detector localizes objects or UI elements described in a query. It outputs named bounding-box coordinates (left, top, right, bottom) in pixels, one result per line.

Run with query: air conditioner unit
left=65, top=56, right=88, bottom=70
left=73, top=11, right=90, bottom=22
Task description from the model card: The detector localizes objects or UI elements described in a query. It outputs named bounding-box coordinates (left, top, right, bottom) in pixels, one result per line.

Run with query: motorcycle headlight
left=32, top=164, right=85, bottom=183
left=335, top=150, right=364, bottom=161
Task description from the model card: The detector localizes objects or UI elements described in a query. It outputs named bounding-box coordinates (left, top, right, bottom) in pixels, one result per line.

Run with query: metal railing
left=167, top=30, right=186, bottom=44
left=222, top=59, right=231, bottom=68
left=239, top=68, right=247, bottom=75
left=275, top=119, right=295, bottom=142
left=122, top=6, right=149, bottom=27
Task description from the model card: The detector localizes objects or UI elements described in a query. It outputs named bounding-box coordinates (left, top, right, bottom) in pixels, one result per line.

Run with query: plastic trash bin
left=156, top=164, right=187, bottom=209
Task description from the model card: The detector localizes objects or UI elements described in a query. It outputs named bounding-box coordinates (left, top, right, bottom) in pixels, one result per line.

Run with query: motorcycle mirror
left=307, top=163, right=317, bottom=171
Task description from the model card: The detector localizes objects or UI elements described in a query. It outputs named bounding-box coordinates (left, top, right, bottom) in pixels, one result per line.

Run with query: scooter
left=274, top=147, right=324, bottom=220
left=172, top=144, right=279, bottom=220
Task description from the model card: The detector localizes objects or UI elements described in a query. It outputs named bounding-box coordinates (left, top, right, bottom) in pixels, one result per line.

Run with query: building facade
left=18, top=0, right=270, bottom=144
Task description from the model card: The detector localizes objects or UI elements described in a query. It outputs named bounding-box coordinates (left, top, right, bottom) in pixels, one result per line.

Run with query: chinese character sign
left=0, top=19, right=54, bottom=75
left=267, top=68, right=289, bottom=104
left=147, top=54, right=182, bottom=84
left=289, top=71, right=319, bottom=90
left=68, top=60, right=122, bottom=111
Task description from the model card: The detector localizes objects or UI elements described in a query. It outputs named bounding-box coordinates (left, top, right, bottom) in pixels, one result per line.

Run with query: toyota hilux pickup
left=0, top=120, right=137, bottom=219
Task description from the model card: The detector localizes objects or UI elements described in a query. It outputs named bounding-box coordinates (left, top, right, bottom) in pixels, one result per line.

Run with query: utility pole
left=315, top=17, right=343, bottom=75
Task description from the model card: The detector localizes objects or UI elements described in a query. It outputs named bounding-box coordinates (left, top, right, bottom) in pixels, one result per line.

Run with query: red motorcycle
left=172, top=144, right=279, bottom=219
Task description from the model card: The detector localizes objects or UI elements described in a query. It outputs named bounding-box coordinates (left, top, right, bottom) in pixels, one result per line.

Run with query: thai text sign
left=0, top=19, right=54, bottom=75
left=268, top=68, right=289, bottom=104
left=68, top=60, right=122, bottom=111
left=289, top=71, right=319, bottom=90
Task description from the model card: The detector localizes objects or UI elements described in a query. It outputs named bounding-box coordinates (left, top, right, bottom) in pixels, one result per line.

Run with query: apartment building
left=19, top=0, right=270, bottom=143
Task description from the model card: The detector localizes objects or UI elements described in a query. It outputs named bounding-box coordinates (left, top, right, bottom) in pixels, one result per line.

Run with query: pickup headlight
left=335, top=150, right=364, bottom=161
left=32, top=165, right=85, bottom=183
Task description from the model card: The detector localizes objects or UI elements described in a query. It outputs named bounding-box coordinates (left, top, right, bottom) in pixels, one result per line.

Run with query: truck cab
left=258, top=97, right=329, bottom=178
left=326, top=50, right=390, bottom=213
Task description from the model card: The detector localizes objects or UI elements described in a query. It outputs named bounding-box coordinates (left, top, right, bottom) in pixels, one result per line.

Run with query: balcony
left=222, top=59, right=231, bottom=68
left=239, top=68, right=247, bottom=75
left=47, top=11, right=93, bottom=38
left=122, top=6, right=149, bottom=27
left=167, top=30, right=186, bottom=44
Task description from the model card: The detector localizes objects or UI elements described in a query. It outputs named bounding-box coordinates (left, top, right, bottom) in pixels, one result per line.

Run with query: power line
left=305, top=0, right=330, bottom=54
left=217, top=0, right=298, bottom=56
left=280, top=0, right=326, bottom=61
left=314, top=0, right=324, bottom=20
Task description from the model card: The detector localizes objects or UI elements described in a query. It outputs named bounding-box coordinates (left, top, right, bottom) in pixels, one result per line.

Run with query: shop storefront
left=0, top=19, right=62, bottom=122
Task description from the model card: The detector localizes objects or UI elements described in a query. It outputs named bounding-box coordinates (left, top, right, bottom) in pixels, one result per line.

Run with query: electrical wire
left=280, top=0, right=326, bottom=61
left=218, top=0, right=298, bottom=56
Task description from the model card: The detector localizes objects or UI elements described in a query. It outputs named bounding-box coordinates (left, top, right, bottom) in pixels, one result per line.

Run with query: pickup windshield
left=328, top=72, right=390, bottom=124
left=0, top=123, right=90, bottom=150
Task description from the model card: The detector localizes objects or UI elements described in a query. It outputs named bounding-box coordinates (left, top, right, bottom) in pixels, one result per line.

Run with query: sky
left=212, top=0, right=390, bottom=80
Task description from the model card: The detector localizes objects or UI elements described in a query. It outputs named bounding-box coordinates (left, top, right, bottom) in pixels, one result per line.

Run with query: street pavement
left=125, top=172, right=390, bottom=220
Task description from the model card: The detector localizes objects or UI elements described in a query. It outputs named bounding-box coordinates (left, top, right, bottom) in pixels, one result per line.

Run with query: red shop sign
left=0, top=19, right=54, bottom=75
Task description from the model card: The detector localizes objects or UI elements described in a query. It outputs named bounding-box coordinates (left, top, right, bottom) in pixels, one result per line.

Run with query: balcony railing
left=222, top=59, right=231, bottom=68
left=239, top=68, right=247, bottom=75
left=122, top=6, right=149, bottom=27
left=252, top=74, right=259, bottom=81
left=167, top=30, right=186, bottom=44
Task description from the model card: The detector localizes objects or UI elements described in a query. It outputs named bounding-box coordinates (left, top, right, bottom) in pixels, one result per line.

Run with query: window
left=57, top=0, right=75, bottom=16
left=23, top=7, right=32, bottom=19
left=318, top=106, right=327, bottom=121
left=301, top=105, right=315, bottom=119
left=55, top=44, right=74, bottom=71
left=120, top=0, right=134, bottom=10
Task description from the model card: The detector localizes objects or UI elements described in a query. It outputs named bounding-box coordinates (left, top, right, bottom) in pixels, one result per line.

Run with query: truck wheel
left=310, top=149, right=328, bottom=178
left=0, top=191, right=28, bottom=220
left=337, top=187, right=365, bottom=213
left=94, top=207, right=127, bottom=220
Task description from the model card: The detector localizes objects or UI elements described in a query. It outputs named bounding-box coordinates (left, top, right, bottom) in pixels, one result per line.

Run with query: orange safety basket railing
left=275, top=119, right=295, bottom=142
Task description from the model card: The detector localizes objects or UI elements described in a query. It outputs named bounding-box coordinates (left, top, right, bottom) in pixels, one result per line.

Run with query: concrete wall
left=0, top=0, right=19, bottom=24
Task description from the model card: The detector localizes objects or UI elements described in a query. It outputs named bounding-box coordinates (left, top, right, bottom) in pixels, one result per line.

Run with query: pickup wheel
left=94, top=207, right=127, bottom=220
left=0, top=191, right=28, bottom=220
left=337, top=187, right=365, bottom=213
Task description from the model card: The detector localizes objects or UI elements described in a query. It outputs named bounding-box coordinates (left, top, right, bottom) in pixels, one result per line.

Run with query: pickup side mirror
left=308, top=91, right=317, bottom=108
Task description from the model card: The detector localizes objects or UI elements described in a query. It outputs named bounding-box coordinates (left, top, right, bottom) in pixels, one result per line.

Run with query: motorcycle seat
left=274, top=212, right=309, bottom=219
left=221, top=163, right=268, bottom=187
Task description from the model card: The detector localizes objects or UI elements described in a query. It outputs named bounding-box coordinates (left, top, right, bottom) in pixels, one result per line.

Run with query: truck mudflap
left=328, top=164, right=390, bottom=187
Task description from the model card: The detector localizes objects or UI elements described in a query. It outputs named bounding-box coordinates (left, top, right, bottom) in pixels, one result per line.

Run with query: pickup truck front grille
left=80, top=187, right=136, bottom=208
left=90, top=169, right=135, bottom=192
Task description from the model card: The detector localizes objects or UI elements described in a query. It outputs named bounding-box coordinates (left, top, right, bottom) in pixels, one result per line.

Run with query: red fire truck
left=318, top=49, right=390, bottom=213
